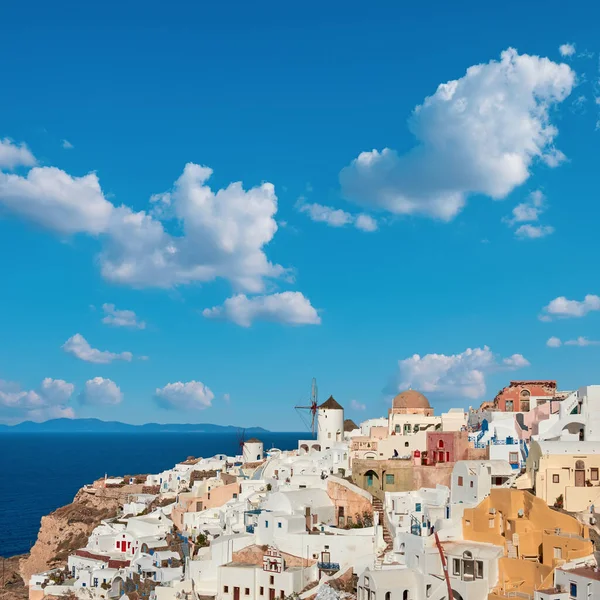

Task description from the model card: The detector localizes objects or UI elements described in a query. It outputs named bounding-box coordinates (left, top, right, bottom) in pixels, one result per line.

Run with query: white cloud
left=541, top=294, right=600, bottom=319
left=0, top=155, right=288, bottom=294
left=155, top=381, right=214, bottom=410
left=297, top=201, right=378, bottom=232
left=350, top=399, right=366, bottom=411
left=564, top=336, right=600, bottom=347
left=0, top=138, right=36, bottom=170
left=62, top=139, right=74, bottom=150
left=502, top=353, right=530, bottom=368
left=546, top=336, right=562, bottom=348
left=0, top=167, right=114, bottom=235
left=0, top=377, right=75, bottom=423
left=100, top=163, right=286, bottom=292
left=355, top=214, right=378, bottom=232
left=559, top=43, right=576, bottom=57
left=340, top=48, right=574, bottom=221
left=392, top=345, right=529, bottom=400
left=505, top=190, right=546, bottom=225
left=101, top=303, right=146, bottom=329
left=203, top=292, right=321, bottom=327
left=514, top=224, right=555, bottom=239
left=79, top=377, right=123, bottom=405
left=62, top=333, right=133, bottom=364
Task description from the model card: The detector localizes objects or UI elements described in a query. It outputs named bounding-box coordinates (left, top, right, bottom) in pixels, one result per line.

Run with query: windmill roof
left=319, top=396, right=343, bottom=410
left=344, top=419, right=358, bottom=432
left=245, top=438, right=262, bottom=443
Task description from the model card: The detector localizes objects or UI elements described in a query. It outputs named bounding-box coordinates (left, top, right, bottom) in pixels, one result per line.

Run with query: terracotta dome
left=392, top=390, right=431, bottom=410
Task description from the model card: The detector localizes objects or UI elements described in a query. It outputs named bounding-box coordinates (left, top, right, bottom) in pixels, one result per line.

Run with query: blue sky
left=1, top=0, right=600, bottom=430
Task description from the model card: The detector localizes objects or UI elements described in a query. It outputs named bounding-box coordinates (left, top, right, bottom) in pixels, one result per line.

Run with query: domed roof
left=392, top=390, right=431, bottom=410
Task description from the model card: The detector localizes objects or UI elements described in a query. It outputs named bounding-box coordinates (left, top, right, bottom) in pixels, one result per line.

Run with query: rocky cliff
left=19, top=484, right=145, bottom=585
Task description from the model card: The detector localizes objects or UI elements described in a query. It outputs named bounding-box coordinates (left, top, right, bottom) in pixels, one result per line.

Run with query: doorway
left=234, top=588, right=240, bottom=600
left=269, top=590, right=275, bottom=600
left=575, top=470, right=585, bottom=487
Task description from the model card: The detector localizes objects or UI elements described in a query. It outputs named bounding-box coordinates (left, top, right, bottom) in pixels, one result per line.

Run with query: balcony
left=317, top=562, right=340, bottom=572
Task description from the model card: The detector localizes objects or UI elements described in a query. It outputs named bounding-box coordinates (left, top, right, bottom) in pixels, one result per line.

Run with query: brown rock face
left=19, top=484, right=145, bottom=584
left=0, top=555, right=28, bottom=600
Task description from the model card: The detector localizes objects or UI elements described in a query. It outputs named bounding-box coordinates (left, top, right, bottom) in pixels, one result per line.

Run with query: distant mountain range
left=0, top=418, right=269, bottom=434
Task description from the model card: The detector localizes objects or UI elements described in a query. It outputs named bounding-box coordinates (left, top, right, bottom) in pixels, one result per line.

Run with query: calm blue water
left=0, top=432, right=303, bottom=558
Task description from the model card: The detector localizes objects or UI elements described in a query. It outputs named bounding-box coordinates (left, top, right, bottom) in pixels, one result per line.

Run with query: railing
left=317, top=562, right=340, bottom=571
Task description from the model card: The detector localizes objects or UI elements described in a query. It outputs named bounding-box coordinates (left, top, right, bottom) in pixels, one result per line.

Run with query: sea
left=0, top=431, right=304, bottom=558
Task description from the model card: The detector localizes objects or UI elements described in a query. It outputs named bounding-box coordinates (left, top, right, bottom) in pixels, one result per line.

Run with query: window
left=438, top=439, right=445, bottom=449
left=385, top=593, right=391, bottom=600
left=554, top=547, right=562, bottom=559
left=509, top=452, right=519, bottom=465
left=93, top=579, right=98, bottom=587
left=414, top=425, right=420, bottom=433
left=224, top=588, right=229, bottom=594
left=475, top=561, right=483, bottom=579
left=553, top=474, right=560, bottom=483
left=470, top=480, right=474, bottom=488
left=405, top=442, right=409, bottom=447
left=280, top=592, right=285, bottom=599
left=278, top=522, right=282, bottom=528
left=452, top=558, right=460, bottom=576
left=458, top=476, right=463, bottom=487
left=426, top=584, right=432, bottom=598
left=415, top=503, right=421, bottom=512
left=403, top=592, right=409, bottom=600
left=395, top=425, right=401, bottom=433
left=265, top=520, right=269, bottom=528
left=570, top=582, right=577, bottom=598
left=260, top=588, right=264, bottom=596
left=489, top=518, right=495, bottom=528
left=386, top=474, right=395, bottom=485
left=465, top=520, right=471, bottom=526
left=592, top=468, right=599, bottom=481
left=328, top=432, right=331, bottom=439
left=270, top=576, right=274, bottom=585
left=245, top=589, right=250, bottom=596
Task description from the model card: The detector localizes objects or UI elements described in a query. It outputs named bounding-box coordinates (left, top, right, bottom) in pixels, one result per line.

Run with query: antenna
left=295, top=378, right=319, bottom=437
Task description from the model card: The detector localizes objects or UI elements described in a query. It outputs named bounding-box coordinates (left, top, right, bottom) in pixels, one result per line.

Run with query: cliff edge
left=19, top=484, right=145, bottom=585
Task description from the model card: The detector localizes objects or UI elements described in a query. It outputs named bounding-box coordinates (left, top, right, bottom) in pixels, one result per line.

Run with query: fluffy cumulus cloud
left=340, top=48, right=574, bottom=220
left=155, top=381, right=214, bottom=410
left=62, top=333, right=133, bottom=364
left=546, top=336, right=562, bottom=348
left=100, top=164, right=285, bottom=292
left=540, top=294, right=600, bottom=320
left=0, top=138, right=36, bottom=170
left=101, top=303, right=146, bottom=329
left=203, top=292, right=321, bottom=327
left=391, top=346, right=529, bottom=400
left=559, top=43, right=576, bottom=57
left=0, top=377, right=75, bottom=423
left=297, top=201, right=378, bottom=232
left=0, top=167, right=114, bottom=235
left=79, top=377, right=123, bottom=405
left=504, top=190, right=553, bottom=238
left=0, top=154, right=288, bottom=294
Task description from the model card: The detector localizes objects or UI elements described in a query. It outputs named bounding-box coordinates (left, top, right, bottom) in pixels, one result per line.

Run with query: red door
left=269, top=589, right=275, bottom=600
left=234, top=588, right=240, bottom=600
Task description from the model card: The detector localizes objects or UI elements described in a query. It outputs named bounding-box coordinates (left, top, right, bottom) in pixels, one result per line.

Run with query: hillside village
left=22, top=382, right=600, bottom=600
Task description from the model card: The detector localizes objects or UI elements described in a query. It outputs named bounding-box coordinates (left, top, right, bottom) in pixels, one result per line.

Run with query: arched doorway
left=520, top=390, right=531, bottom=412
left=575, top=460, right=585, bottom=487
left=364, top=469, right=379, bottom=489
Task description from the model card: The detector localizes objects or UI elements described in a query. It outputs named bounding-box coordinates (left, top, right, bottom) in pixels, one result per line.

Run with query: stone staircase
left=372, top=497, right=393, bottom=555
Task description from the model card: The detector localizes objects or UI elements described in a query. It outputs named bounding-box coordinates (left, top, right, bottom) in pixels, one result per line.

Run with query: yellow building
left=461, top=488, right=593, bottom=598
left=517, top=440, right=600, bottom=511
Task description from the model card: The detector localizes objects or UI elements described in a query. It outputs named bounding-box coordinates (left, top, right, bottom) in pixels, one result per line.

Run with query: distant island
left=0, top=417, right=270, bottom=434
